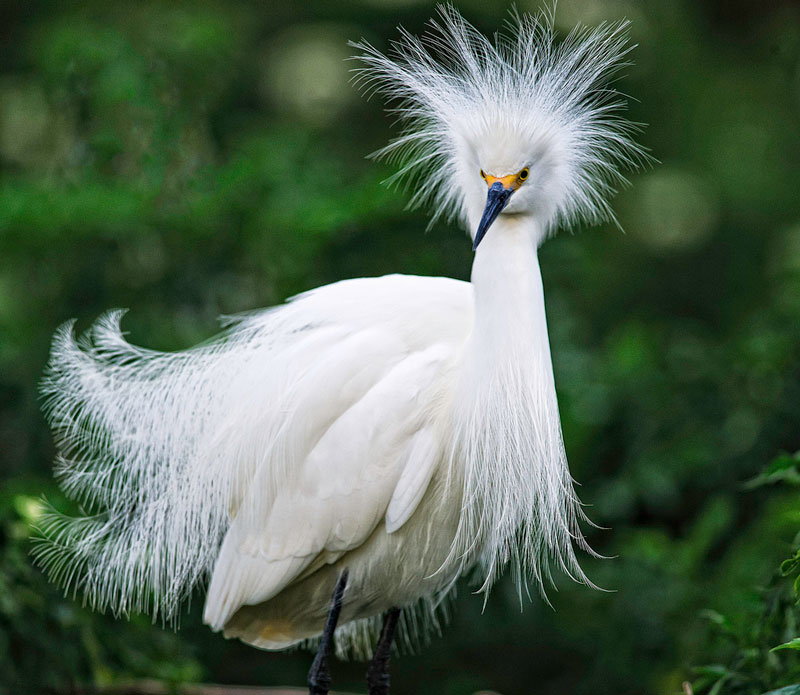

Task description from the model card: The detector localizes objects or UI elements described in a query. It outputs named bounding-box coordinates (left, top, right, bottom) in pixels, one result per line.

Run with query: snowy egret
left=36, top=6, right=645, bottom=694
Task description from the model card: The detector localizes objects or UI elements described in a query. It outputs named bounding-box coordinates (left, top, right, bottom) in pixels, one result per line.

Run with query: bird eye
left=519, top=168, right=529, bottom=181
left=480, top=169, right=486, bottom=180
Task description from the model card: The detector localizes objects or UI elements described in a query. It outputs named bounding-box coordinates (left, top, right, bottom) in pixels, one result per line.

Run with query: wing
left=36, top=274, right=472, bottom=624
left=203, top=344, right=452, bottom=630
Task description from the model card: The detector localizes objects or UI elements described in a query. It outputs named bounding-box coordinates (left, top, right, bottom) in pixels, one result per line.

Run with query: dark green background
left=2, top=1, right=800, bottom=693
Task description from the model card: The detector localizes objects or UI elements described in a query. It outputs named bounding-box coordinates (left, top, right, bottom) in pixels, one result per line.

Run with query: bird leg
left=366, top=607, right=401, bottom=695
left=308, top=568, right=349, bottom=695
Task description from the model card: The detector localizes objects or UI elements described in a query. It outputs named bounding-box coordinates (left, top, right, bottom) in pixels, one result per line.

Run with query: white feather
left=36, top=5, right=644, bottom=656
left=36, top=275, right=471, bottom=639
left=204, top=342, right=455, bottom=630
left=351, top=3, right=645, bottom=238
left=385, top=426, right=439, bottom=534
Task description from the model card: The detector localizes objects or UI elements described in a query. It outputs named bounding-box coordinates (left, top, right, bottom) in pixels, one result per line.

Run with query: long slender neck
left=446, top=216, right=589, bottom=596
left=469, top=216, right=545, bottom=353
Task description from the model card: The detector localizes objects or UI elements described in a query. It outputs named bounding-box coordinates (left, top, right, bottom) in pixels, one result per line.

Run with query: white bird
left=36, top=6, right=644, bottom=694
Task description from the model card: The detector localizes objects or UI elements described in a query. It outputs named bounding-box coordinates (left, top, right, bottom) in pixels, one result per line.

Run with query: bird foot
left=366, top=607, right=401, bottom=695
left=307, top=568, right=349, bottom=695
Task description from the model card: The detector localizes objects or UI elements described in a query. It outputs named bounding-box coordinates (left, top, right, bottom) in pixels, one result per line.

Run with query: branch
left=49, top=682, right=360, bottom=695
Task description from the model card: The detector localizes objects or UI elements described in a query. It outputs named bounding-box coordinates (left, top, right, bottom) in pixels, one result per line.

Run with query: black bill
left=473, top=181, right=514, bottom=250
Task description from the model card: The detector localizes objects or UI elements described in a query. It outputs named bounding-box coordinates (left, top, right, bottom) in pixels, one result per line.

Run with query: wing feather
left=203, top=343, right=454, bottom=630
left=385, top=425, right=440, bottom=534
left=36, top=274, right=471, bottom=624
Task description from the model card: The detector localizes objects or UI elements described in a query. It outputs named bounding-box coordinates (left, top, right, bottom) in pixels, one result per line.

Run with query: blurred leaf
left=762, top=686, right=800, bottom=695
left=771, top=639, right=800, bottom=653
left=781, top=552, right=800, bottom=577
left=745, top=453, right=800, bottom=489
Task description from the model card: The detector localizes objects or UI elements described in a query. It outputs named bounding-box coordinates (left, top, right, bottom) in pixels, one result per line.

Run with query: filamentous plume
left=353, top=6, right=642, bottom=233
left=35, top=5, right=646, bottom=693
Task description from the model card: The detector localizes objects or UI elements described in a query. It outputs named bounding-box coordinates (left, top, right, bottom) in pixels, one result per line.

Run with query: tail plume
left=34, top=311, right=269, bottom=620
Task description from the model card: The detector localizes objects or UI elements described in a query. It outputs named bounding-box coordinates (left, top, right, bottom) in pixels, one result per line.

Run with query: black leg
left=308, top=568, right=349, bottom=695
left=366, top=607, right=401, bottom=695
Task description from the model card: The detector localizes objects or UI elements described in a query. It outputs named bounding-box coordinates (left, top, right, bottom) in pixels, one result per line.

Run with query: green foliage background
left=1, top=0, right=800, bottom=693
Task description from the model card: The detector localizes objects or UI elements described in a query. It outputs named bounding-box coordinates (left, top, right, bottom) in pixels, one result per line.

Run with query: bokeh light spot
left=260, top=24, right=357, bottom=124
left=629, top=169, right=719, bottom=253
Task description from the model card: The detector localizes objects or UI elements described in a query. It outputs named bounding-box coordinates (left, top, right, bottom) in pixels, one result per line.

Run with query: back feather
left=34, top=275, right=471, bottom=622
left=36, top=309, right=295, bottom=620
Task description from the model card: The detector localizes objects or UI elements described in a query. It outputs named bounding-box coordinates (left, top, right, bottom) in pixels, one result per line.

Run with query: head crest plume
left=351, top=4, right=647, bottom=232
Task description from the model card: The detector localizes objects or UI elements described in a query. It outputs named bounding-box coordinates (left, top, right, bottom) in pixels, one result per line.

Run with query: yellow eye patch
left=481, top=167, right=530, bottom=191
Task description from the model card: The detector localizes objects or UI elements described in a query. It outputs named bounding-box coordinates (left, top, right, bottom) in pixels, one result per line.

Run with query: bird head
left=352, top=5, right=647, bottom=250
left=460, top=113, right=573, bottom=250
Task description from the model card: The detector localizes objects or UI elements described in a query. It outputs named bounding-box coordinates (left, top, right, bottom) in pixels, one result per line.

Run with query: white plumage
left=36, top=5, right=645, bottom=662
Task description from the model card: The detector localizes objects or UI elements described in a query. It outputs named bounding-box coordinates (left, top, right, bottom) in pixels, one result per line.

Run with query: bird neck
left=444, top=215, right=590, bottom=597
left=469, top=215, right=544, bottom=343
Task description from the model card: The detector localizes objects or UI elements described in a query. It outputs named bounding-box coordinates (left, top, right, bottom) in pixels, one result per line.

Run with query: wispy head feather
left=351, top=4, right=647, bottom=234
